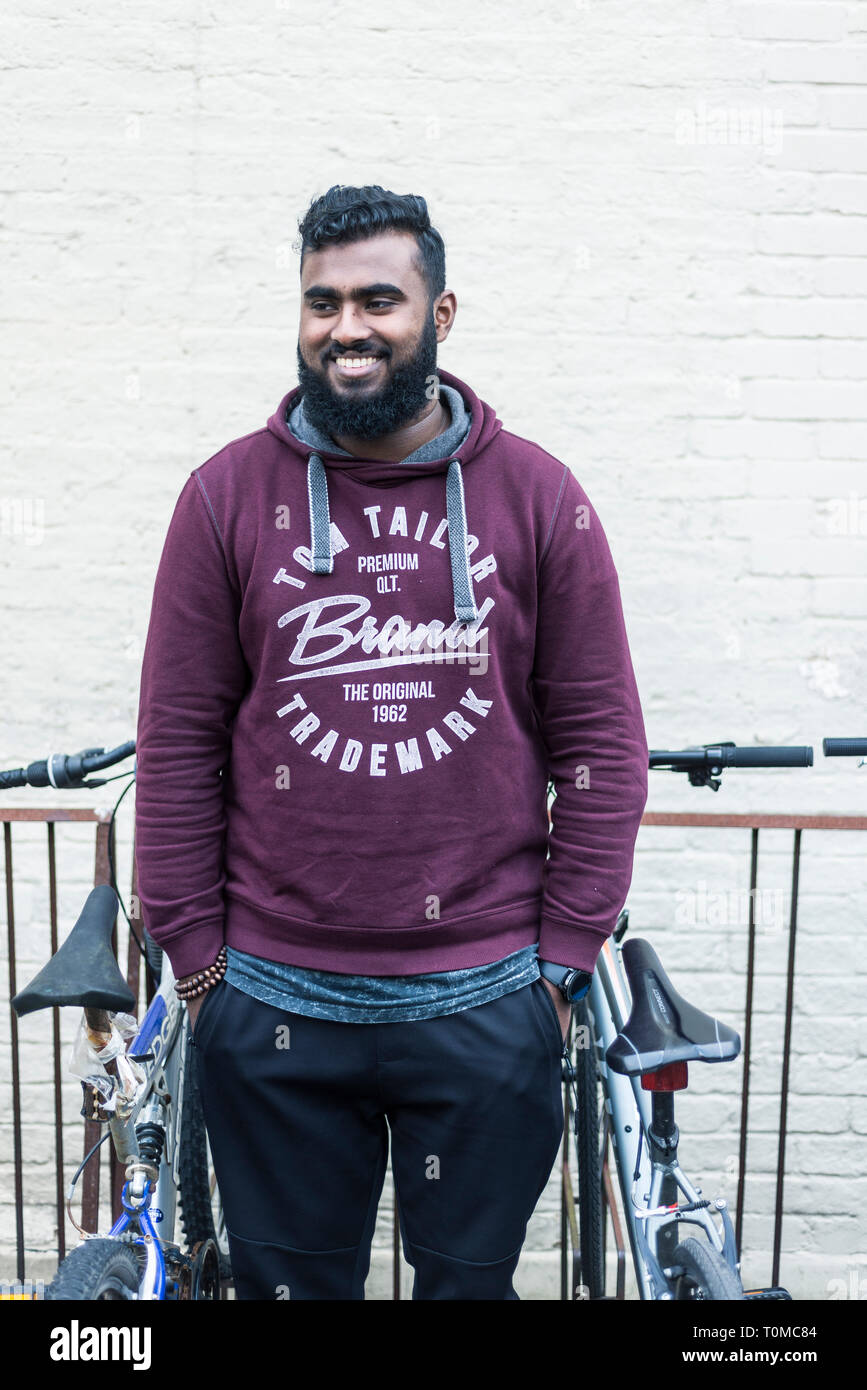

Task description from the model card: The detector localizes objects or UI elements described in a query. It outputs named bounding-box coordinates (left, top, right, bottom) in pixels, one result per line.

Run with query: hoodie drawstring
left=307, top=452, right=334, bottom=574
left=444, top=458, right=479, bottom=623
left=305, top=451, right=479, bottom=624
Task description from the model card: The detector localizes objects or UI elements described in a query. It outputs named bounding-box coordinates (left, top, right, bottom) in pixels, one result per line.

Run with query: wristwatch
left=538, top=959, right=593, bottom=1002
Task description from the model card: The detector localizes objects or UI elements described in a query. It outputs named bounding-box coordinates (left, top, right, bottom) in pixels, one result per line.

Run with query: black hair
left=296, top=184, right=446, bottom=306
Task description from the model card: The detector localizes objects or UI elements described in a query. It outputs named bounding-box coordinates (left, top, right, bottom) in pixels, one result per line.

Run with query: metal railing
left=3, top=808, right=865, bottom=1296
left=560, top=810, right=867, bottom=1299
left=1, top=807, right=141, bottom=1282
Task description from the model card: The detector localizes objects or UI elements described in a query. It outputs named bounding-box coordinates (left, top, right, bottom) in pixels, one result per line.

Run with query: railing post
left=47, top=822, right=66, bottom=1264
left=736, top=826, right=760, bottom=1257
left=773, top=828, right=802, bottom=1288
left=4, top=824, right=25, bottom=1283
left=80, top=819, right=115, bottom=1233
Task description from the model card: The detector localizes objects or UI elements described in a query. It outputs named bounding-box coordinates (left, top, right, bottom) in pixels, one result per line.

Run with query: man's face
left=296, top=230, right=450, bottom=440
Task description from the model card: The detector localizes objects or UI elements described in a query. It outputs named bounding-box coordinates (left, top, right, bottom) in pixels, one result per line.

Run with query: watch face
left=566, top=970, right=592, bottom=1000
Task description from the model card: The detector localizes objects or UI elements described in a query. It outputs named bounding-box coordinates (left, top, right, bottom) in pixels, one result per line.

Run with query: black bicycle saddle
left=11, top=884, right=136, bottom=1016
left=606, top=937, right=741, bottom=1076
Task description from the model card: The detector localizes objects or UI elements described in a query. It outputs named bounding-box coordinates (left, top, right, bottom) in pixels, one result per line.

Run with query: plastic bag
left=67, top=1012, right=146, bottom=1114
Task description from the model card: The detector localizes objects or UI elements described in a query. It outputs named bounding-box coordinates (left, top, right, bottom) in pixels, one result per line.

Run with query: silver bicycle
left=561, top=741, right=813, bottom=1301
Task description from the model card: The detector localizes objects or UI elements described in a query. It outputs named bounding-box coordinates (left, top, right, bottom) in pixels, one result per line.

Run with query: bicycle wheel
left=572, top=997, right=606, bottom=1298
left=44, top=1238, right=140, bottom=1300
left=671, top=1237, right=745, bottom=1300
left=177, top=1018, right=232, bottom=1285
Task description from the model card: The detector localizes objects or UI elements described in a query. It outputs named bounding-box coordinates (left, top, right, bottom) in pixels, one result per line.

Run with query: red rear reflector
left=641, top=1061, right=688, bottom=1091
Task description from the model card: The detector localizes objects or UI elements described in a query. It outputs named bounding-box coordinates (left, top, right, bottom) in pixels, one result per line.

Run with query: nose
left=329, top=301, right=372, bottom=349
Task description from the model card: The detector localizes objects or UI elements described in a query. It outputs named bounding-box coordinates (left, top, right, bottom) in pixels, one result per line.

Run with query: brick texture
left=1, top=0, right=865, bottom=1299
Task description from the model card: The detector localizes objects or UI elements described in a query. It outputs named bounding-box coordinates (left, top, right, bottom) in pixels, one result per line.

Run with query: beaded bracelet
left=174, top=945, right=228, bottom=1000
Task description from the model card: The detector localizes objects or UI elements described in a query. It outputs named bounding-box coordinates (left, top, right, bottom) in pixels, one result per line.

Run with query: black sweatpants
left=190, top=975, right=565, bottom=1300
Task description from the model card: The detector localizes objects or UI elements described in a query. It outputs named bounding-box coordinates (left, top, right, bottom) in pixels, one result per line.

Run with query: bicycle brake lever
left=688, top=769, right=722, bottom=791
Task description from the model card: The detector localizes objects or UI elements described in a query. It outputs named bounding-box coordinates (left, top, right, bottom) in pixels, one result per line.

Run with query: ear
left=433, top=288, right=457, bottom=344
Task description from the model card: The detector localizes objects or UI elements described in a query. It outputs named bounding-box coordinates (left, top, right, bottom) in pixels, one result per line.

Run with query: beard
left=296, top=311, right=439, bottom=441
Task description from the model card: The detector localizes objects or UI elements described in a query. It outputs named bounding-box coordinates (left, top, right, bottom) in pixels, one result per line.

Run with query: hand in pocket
left=541, top=978, right=571, bottom=1041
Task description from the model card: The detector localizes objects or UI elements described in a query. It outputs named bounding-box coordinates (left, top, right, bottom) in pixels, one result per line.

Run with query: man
left=135, top=184, right=648, bottom=1300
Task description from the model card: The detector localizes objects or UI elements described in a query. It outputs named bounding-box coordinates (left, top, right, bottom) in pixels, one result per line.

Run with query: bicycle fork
left=80, top=1005, right=173, bottom=1300
left=106, top=1107, right=171, bottom=1300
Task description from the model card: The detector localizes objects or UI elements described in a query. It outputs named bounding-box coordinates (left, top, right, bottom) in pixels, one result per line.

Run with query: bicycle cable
left=633, top=1114, right=645, bottom=1184
left=65, top=1128, right=113, bottom=1239
left=104, top=771, right=160, bottom=994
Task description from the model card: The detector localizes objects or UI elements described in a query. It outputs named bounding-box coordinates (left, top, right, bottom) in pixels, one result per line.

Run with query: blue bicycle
left=7, top=741, right=231, bottom=1300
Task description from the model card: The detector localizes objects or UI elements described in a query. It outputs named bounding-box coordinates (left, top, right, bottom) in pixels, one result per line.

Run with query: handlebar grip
left=0, top=768, right=28, bottom=789
left=0, top=757, right=74, bottom=788
left=0, top=742, right=136, bottom=791
left=722, top=746, right=813, bottom=768
left=823, top=738, right=867, bottom=757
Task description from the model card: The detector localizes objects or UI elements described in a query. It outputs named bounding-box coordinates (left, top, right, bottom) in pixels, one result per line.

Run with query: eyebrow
left=303, top=282, right=407, bottom=302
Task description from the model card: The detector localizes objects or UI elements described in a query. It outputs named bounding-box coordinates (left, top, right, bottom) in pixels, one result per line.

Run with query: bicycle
left=559, top=741, right=813, bottom=1301
left=5, top=741, right=231, bottom=1300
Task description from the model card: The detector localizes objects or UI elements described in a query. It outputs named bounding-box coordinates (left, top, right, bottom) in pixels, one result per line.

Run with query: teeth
left=335, top=356, right=379, bottom=367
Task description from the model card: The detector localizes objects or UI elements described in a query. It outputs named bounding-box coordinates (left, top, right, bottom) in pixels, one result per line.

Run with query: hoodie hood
left=266, top=367, right=503, bottom=624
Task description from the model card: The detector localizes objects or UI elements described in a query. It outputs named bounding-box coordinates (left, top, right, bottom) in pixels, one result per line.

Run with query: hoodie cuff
left=152, top=921, right=226, bottom=983
left=538, top=914, right=611, bottom=974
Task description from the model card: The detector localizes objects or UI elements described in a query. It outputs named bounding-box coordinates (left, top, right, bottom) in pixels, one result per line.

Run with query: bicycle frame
left=83, top=957, right=190, bottom=1300
left=586, top=933, right=739, bottom=1300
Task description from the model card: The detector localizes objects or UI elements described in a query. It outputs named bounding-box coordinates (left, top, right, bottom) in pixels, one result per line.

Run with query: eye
left=309, top=301, right=334, bottom=312
left=368, top=299, right=394, bottom=309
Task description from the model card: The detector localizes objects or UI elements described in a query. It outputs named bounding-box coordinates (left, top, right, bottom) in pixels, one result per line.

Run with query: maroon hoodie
left=134, top=368, right=648, bottom=980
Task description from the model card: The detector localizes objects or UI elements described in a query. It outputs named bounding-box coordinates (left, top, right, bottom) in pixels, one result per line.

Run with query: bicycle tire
left=177, top=1018, right=232, bottom=1284
left=671, top=1237, right=745, bottom=1300
left=572, top=997, right=606, bottom=1298
left=44, top=1238, right=141, bottom=1300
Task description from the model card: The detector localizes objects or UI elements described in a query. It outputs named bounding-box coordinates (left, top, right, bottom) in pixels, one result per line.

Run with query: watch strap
left=539, top=959, right=592, bottom=1001
left=538, top=959, right=571, bottom=989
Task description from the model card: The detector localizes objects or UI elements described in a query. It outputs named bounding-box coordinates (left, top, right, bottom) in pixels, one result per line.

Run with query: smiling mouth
left=329, top=354, right=386, bottom=379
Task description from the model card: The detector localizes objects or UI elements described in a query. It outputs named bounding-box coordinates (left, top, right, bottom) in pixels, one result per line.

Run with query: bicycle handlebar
left=822, top=738, right=867, bottom=757
left=0, top=741, right=136, bottom=791
left=648, top=742, right=813, bottom=790
left=0, top=739, right=817, bottom=793
left=649, top=743, right=813, bottom=771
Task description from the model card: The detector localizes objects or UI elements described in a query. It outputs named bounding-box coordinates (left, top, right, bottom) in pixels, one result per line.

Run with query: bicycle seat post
left=640, top=1062, right=690, bottom=1275
left=642, top=1060, right=688, bottom=1163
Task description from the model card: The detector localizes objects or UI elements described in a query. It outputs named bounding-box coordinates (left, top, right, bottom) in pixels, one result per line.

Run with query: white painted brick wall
left=1, top=0, right=866, bottom=1299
